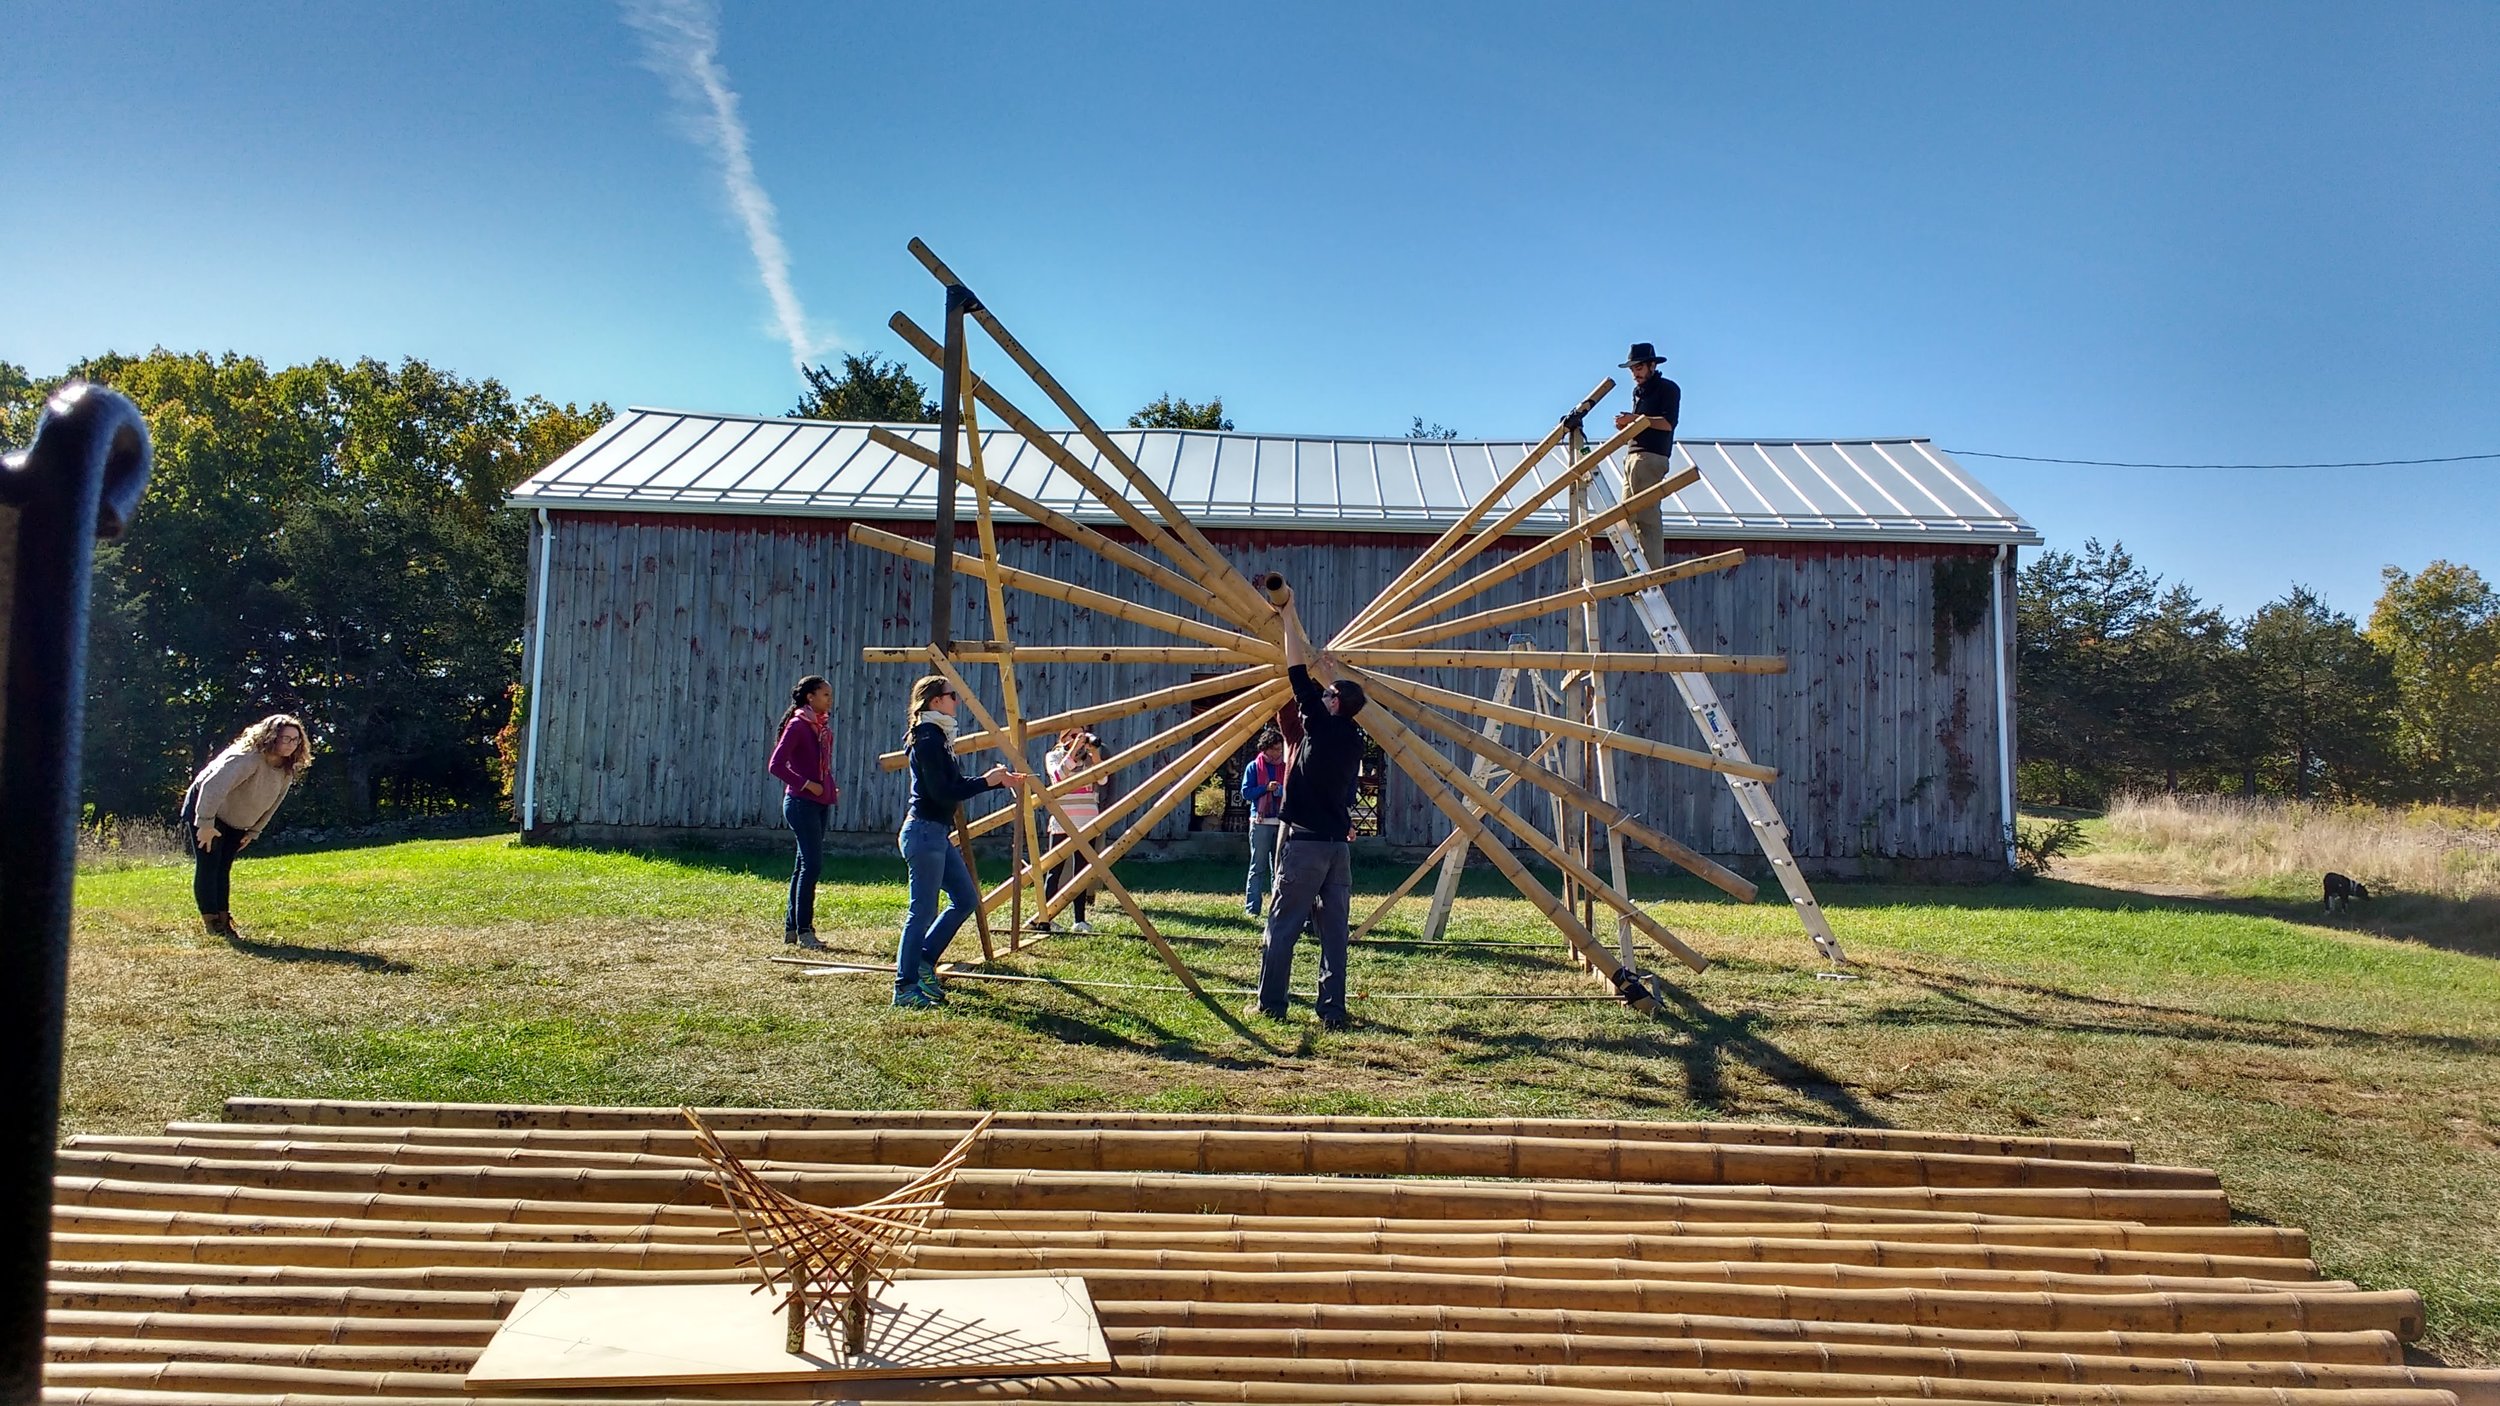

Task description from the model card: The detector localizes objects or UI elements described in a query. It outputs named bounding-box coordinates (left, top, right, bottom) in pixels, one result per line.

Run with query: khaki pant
left=1624, top=448, right=1676, bottom=569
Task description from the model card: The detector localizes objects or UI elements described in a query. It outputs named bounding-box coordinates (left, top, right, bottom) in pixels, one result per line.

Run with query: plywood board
left=463, top=1275, right=1110, bottom=1389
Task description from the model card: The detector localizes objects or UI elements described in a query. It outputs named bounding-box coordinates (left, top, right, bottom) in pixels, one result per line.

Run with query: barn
left=508, top=410, right=2040, bottom=879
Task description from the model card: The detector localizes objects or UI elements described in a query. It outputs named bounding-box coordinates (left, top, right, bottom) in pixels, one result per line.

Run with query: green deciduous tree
left=789, top=353, right=937, bottom=422
left=2368, top=561, right=2500, bottom=802
left=36, top=349, right=608, bottom=825
left=1406, top=417, right=1459, bottom=440
left=2234, top=586, right=2395, bottom=799
left=1129, top=394, right=1232, bottom=431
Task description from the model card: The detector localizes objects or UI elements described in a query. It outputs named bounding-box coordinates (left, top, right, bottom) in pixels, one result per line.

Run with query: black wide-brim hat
left=1619, top=342, right=1664, bottom=367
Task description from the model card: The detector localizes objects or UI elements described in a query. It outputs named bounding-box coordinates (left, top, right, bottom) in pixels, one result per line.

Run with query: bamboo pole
left=889, top=311, right=1269, bottom=635
left=1338, top=648, right=1784, bottom=675
left=864, top=424, right=1237, bottom=624
left=979, top=683, right=1288, bottom=913
left=1353, top=700, right=1664, bottom=1011
left=1352, top=730, right=1569, bottom=942
left=924, top=651, right=1209, bottom=1001
left=1363, top=687, right=1710, bottom=975
left=958, top=380, right=1051, bottom=930
left=207, top=1102, right=2146, bottom=1164
left=1349, top=420, right=1674, bottom=642
left=1372, top=679, right=1758, bottom=902
left=848, top=523, right=1278, bottom=658
left=1368, top=669, right=1777, bottom=783
left=961, top=688, right=1275, bottom=842
left=869, top=646, right=1255, bottom=667
left=1335, top=378, right=1613, bottom=644
left=908, top=239, right=1277, bottom=631
left=1358, top=552, right=1747, bottom=652
left=1351, top=482, right=1720, bottom=647
left=875, top=668, right=1268, bottom=772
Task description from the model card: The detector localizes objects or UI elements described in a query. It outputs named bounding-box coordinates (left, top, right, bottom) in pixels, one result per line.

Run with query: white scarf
left=916, top=709, right=958, bottom=743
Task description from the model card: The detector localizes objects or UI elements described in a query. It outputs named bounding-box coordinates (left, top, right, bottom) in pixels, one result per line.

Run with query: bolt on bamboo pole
left=1342, top=416, right=1667, bottom=644
left=847, top=523, right=1279, bottom=659
left=1358, top=551, right=1746, bottom=652
left=1373, top=675, right=1757, bottom=902
left=907, top=240, right=1277, bottom=633
left=865, top=425, right=1238, bottom=625
left=1362, top=683, right=1709, bottom=974
left=1335, top=377, right=1614, bottom=644
left=1377, top=668, right=1778, bottom=783
left=924, top=652, right=1210, bottom=1002
left=1351, top=729, right=1570, bottom=942
left=1351, top=472, right=1709, bottom=646
left=875, top=669, right=1269, bottom=772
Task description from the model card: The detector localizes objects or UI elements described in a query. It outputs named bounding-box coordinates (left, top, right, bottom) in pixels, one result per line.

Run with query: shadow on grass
left=224, top=929, right=413, bottom=974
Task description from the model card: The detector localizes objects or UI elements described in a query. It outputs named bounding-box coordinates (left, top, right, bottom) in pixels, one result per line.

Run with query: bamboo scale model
left=842, top=238, right=1851, bottom=1018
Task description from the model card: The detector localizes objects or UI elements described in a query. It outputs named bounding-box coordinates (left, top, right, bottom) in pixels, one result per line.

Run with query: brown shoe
left=206, top=913, right=238, bottom=939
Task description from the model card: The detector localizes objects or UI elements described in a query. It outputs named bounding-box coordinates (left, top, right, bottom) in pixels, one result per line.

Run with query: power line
left=1945, top=448, right=2500, bottom=470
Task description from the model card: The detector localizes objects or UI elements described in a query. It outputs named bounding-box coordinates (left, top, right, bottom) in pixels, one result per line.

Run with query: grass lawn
left=67, top=834, right=2500, bottom=1363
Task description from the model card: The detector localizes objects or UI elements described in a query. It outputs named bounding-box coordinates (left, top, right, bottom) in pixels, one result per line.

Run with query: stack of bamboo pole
left=40, top=1099, right=2495, bottom=1405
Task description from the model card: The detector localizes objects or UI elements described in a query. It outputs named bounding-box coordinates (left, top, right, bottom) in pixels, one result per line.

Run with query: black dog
left=2323, top=872, right=2371, bottom=913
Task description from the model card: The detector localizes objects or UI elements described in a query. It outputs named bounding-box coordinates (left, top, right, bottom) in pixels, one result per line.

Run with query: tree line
left=10, top=349, right=2492, bottom=828
left=2019, top=540, right=2500, bottom=806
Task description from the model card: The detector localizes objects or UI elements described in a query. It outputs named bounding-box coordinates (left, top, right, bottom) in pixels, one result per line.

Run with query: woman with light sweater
left=182, top=714, right=311, bottom=937
left=894, top=675, right=1020, bottom=1008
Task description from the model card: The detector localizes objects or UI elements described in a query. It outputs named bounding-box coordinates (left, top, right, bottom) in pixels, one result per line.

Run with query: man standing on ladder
left=1611, top=341, right=1680, bottom=568
left=1250, top=588, right=1368, bottom=1031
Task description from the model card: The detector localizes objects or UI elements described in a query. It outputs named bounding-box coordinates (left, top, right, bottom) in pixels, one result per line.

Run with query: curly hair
left=236, top=714, right=314, bottom=776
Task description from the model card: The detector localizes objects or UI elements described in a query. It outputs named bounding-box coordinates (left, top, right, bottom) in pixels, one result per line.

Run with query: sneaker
left=1070, top=920, right=1092, bottom=935
left=892, top=984, right=940, bottom=1010
left=916, top=961, right=947, bottom=1001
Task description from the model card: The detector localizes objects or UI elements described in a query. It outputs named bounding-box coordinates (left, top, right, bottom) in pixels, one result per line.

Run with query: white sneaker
left=1071, top=920, right=1093, bottom=934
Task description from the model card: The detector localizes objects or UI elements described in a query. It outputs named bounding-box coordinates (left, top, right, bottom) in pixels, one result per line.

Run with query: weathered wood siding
left=523, top=512, right=2012, bottom=871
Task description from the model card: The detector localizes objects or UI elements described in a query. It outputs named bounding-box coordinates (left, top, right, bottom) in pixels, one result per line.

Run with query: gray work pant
left=1254, top=837, right=1351, bottom=1022
left=1624, top=448, right=1676, bottom=570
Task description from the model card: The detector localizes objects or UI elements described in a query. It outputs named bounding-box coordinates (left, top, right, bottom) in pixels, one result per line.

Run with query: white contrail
left=621, top=0, right=831, bottom=371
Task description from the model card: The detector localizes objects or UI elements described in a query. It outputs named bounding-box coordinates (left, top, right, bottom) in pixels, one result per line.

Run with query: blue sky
left=4, top=1, right=2494, bottom=619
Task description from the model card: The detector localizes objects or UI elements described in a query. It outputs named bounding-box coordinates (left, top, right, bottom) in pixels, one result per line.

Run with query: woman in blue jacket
left=895, top=675, right=1020, bottom=1007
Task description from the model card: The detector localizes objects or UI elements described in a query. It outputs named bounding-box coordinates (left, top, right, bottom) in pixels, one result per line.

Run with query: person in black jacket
left=1249, top=589, right=1368, bottom=1030
left=1610, top=341, right=1681, bottom=568
left=894, top=674, right=1020, bottom=1008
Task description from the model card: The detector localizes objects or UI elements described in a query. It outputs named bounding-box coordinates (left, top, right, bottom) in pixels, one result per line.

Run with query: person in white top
left=181, top=714, right=311, bottom=938
left=1041, top=728, right=1107, bottom=934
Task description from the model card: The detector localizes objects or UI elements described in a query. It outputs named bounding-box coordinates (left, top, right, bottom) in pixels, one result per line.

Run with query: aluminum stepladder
left=1579, top=454, right=1851, bottom=969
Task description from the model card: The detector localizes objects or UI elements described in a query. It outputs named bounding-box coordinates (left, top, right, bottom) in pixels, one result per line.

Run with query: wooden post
left=841, top=1258, right=868, bottom=1359
left=930, top=282, right=975, bottom=650
left=784, top=1293, right=804, bottom=1355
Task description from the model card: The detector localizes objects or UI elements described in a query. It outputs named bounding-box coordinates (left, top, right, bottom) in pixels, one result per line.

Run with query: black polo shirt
left=1631, top=372, right=1681, bottom=455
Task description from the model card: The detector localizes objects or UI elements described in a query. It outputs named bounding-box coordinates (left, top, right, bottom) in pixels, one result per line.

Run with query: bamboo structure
left=677, top=1110, right=992, bottom=1359
left=847, top=238, right=1871, bottom=1017
left=41, top=1101, right=2495, bottom=1405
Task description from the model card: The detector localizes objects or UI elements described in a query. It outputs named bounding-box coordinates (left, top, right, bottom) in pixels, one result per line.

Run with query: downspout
left=522, top=507, right=552, bottom=833
left=1992, top=542, right=2017, bottom=869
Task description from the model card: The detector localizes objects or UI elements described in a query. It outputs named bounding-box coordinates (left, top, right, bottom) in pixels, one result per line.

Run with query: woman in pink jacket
left=766, top=676, right=840, bottom=949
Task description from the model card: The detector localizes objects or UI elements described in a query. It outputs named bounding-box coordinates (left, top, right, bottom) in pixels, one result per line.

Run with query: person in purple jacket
left=766, top=675, right=841, bottom=949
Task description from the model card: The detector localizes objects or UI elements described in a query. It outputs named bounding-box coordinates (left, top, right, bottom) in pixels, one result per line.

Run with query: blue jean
left=1255, top=837, right=1352, bottom=1021
left=1244, top=819, right=1282, bottom=914
left=783, top=794, right=829, bottom=934
left=896, top=816, right=976, bottom=992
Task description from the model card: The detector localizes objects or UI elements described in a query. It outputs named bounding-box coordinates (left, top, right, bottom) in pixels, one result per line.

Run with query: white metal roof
left=510, top=408, right=2041, bottom=545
